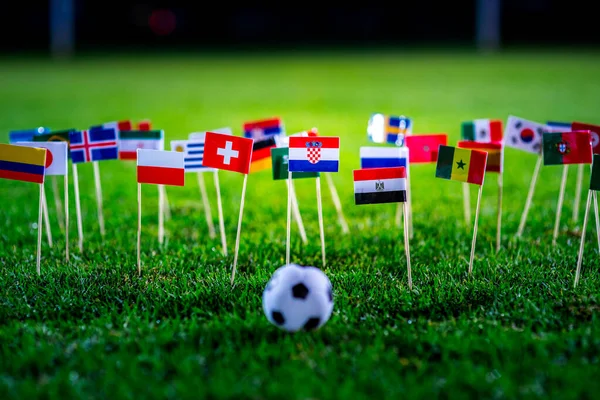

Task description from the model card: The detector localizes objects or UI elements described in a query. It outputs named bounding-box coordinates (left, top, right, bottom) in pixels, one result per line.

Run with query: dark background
left=1, top=0, right=599, bottom=53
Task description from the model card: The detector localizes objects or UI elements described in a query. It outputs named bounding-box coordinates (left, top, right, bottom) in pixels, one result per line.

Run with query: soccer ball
left=262, top=264, right=334, bottom=332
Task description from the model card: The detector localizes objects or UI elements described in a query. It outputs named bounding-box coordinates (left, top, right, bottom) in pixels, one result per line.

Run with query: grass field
left=1, top=49, right=600, bottom=399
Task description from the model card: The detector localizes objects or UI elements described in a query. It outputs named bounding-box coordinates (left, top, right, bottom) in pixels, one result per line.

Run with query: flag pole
left=213, top=170, right=228, bottom=256
left=137, top=182, right=142, bottom=276
left=64, top=172, right=69, bottom=263
left=593, top=191, right=600, bottom=253
left=92, top=161, right=106, bottom=237
left=36, top=183, right=44, bottom=276
left=496, top=173, right=503, bottom=252
left=468, top=184, right=484, bottom=275
left=462, top=183, right=471, bottom=227
left=72, top=163, right=83, bottom=252
left=517, top=154, right=543, bottom=238
left=402, top=202, right=412, bottom=290
left=51, top=175, right=65, bottom=232
left=162, top=185, right=172, bottom=221
left=197, top=172, right=216, bottom=239
left=288, top=178, right=307, bottom=244
left=407, top=164, right=413, bottom=239
left=286, top=171, right=292, bottom=264
left=573, top=164, right=584, bottom=224
left=316, top=176, right=326, bottom=268
left=552, top=165, right=569, bottom=246
left=325, top=173, right=349, bottom=234
left=42, top=182, right=53, bottom=248
left=231, top=174, right=249, bottom=284
left=158, top=184, right=165, bottom=246
left=574, top=190, right=592, bottom=288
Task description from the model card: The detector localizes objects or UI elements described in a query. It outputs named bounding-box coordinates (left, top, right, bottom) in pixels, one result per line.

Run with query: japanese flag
left=15, top=141, right=68, bottom=176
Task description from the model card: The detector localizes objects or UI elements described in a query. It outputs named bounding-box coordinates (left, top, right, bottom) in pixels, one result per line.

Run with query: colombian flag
left=435, top=145, right=488, bottom=186
left=0, top=143, right=47, bottom=184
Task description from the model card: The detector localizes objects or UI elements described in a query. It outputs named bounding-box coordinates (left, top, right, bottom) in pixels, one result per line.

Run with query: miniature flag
left=243, top=117, right=284, bottom=139
left=202, top=132, right=254, bottom=174
left=9, top=127, right=50, bottom=143
left=435, top=145, right=488, bottom=186
left=250, top=136, right=277, bottom=173
left=90, top=120, right=132, bottom=132
left=353, top=166, right=407, bottom=205
left=0, top=143, right=47, bottom=184
left=118, top=130, right=164, bottom=160
left=360, top=146, right=408, bottom=169
left=275, top=128, right=318, bottom=147
left=33, top=129, right=73, bottom=144
left=69, top=128, right=118, bottom=163
left=546, top=121, right=572, bottom=133
left=542, top=131, right=593, bottom=166
left=13, top=142, right=68, bottom=176
left=367, top=113, right=411, bottom=145
left=504, top=115, right=546, bottom=154
left=590, top=154, right=600, bottom=191
left=171, top=139, right=213, bottom=172
left=271, top=147, right=319, bottom=180
left=137, top=120, right=152, bottom=131
left=461, top=119, right=503, bottom=142
left=288, top=136, right=340, bottom=172
left=404, top=134, right=448, bottom=163
left=572, top=122, right=600, bottom=154
left=189, top=127, right=233, bottom=140
left=457, top=141, right=503, bottom=173
left=137, top=149, right=184, bottom=186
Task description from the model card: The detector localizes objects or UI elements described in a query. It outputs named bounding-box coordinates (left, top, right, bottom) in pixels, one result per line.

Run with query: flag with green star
left=435, top=145, right=488, bottom=185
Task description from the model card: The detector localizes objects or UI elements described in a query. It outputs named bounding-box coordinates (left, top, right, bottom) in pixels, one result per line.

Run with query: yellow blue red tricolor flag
left=0, top=143, right=47, bottom=184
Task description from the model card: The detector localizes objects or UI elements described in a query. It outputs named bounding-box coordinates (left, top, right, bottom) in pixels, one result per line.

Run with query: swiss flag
left=202, top=132, right=254, bottom=174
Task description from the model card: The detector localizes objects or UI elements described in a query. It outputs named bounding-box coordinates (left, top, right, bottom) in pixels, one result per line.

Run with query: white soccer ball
left=262, top=264, right=334, bottom=332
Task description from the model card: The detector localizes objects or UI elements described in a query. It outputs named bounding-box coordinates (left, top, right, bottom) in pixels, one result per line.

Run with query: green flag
left=591, top=154, right=600, bottom=191
left=34, top=129, right=74, bottom=158
left=271, top=147, right=319, bottom=180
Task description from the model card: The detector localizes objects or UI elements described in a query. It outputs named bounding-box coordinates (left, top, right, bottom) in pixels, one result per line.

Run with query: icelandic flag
left=360, top=146, right=409, bottom=169
left=9, top=127, right=50, bottom=143
left=69, top=128, right=119, bottom=163
left=288, top=136, right=340, bottom=172
left=243, top=117, right=284, bottom=139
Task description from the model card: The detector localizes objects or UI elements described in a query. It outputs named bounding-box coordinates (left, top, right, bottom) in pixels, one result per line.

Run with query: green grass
left=1, top=49, right=600, bottom=399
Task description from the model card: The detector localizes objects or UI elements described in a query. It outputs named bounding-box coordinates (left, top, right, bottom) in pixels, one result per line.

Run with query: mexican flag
left=461, top=119, right=503, bottom=143
left=118, top=130, right=164, bottom=160
left=271, top=147, right=319, bottom=180
left=542, top=131, right=593, bottom=166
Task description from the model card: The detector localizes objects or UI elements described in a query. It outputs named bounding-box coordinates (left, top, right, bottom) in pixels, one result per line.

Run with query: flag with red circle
left=13, top=141, right=68, bottom=176
left=504, top=115, right=547, bottom=154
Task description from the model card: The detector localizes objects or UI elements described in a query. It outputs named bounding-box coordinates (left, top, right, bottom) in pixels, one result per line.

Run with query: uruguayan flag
left=170, top=139, right=214, bottom=173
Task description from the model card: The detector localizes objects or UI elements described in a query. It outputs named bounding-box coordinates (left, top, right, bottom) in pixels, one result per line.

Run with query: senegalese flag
left=590, top=154, right=600, bottom=191
left=435, top=145, right=488, bottom=186
left=271, top=147, right=319, bottom=180
left=0, top=143, right=47, bottom=184
left=542, top=131, right=593, bottom=166
left=457, top=141, right=503, bottom=173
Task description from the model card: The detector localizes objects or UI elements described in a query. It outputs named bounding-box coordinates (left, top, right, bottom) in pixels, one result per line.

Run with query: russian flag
left=288, top=136, right=340, bottom=172
left=243, top=117, right=284, bottom=139
left=360, top=147, right=408, bottom=169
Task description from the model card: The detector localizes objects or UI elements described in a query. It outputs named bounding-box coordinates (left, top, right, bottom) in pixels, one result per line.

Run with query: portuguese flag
left=542, top=131, right=593, bottom=166
left=435, top=145, right=488, bottom=186
left=591, top=154, right=600, bottom=191
left=457, top=141, right=503, bottom=173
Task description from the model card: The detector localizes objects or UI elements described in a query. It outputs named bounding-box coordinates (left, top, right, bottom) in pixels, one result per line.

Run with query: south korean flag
left=504, top=115, right=547, bottom=154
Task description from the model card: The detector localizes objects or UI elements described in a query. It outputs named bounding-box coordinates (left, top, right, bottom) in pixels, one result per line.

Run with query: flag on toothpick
left=353, top=166, right=407, bottom=205
left=118, top=130, right=164, bottom=160
left=572, top=122, right=600, bottom=154
left=504, top=115, right=547, bottom=154
left=137, top=120, right=152, bottom=131
left=69, top=128, right=119, bottom=163
left=0, top=143, right=47, bottom=183
left=189, top=127, right=233, bottom=140
left=405, top=134, right=447, bottom=163
left=271, top=147, right=319, bottom=180
left=542, top=131, right=593, bottom=166
left=171, top=139, right=214, bottom=172
left=202, top=132, right=254, bottom=174
left=546, top=121, right=572, bottom=133
left=13, top=142, right=68, bottom=176
left=457, top=141, right=503, bottom=173
left=435, top=145, right=488, bottom=185
left=137, top=149, right=185, bottom=186
left=461, top=119, right=503, bottom=143
left=90, top=120, right=132, bottom=132
left=288, top=136, right=340, bottom=172
left=250, top=136, right=277, bottom=173
left=243, top=117, right=284, bottom=139
left=360, top=146, right=408, bottom=169
left=9, top=127, right=50, bottom=143
left=34, top=129, right=73, bottom=144
left=367, top=113, right=412, bottom=145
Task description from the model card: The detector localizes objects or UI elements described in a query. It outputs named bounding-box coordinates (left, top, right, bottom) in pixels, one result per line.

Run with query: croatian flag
left=69, top=128, right=119, bottom=163
left=360, top=147, right=408, bottom=169
left=243, top=117, right=284, bottom=139
left=353, top=167, right=407, bottom=205
left=288, top=136, right=340, bottom=173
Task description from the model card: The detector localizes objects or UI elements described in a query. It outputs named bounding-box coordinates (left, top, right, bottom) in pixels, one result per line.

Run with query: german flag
left=435, top=145, right=488, bottom=186
left=457, top=141, right=503, bottom=173
left=250, top=136, right=277, bottom=173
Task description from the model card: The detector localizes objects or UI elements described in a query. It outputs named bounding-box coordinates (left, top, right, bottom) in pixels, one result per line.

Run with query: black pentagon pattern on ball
left=327, top=287, right=333, bottom=302
left=303, top=317, right=320, bottom=331
left=271, top=311, right=285, bottom=325
left=292, top=283, right=309, bottom=299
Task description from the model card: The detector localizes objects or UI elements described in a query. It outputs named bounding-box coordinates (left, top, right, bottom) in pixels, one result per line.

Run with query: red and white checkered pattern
left=307, top=147, right=321, bottom=164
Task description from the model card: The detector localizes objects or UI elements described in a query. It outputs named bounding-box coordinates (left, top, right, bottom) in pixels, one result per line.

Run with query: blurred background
left=1, top=1, right=599, bottom=56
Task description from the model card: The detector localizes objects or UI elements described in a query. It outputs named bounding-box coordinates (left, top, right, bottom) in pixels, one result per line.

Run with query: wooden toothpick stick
left=285, top=171, right=292, bottom=265
left=517, top=155, right=543, bottom=238
left=64, top=173, right=69, bottom=263
left=496, top=173, right=503, bottom=252
left=213, top=170, right=228, bottom=256
left=197, top=172, right=216, bottom=239
left=42, top=182, right=52, bottom=247
left=316, top=176, right=326, bottom=268
left=36, top=183, right=44, bottom=276
left=92, top=161, right=106, bottom=237
left=403, top=202, right=412, bottom=290
left=230, top=174, right=249, bottom=284
left=72, top=163, right=83, bottom=253
left=51, top=175, right=65, bottom=232
left=325, top=172, right=349, bottom=234
left=468, top=184, right=484, bottom=275
left=462, top=183, right=471, bottom=227
left=553, top=165, right=569, bottom=246
left=574, top=190, right=592, bottom=288
left=137, top=183, right=142, bottom=276
left=573, top=164, right=584, bottom=223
